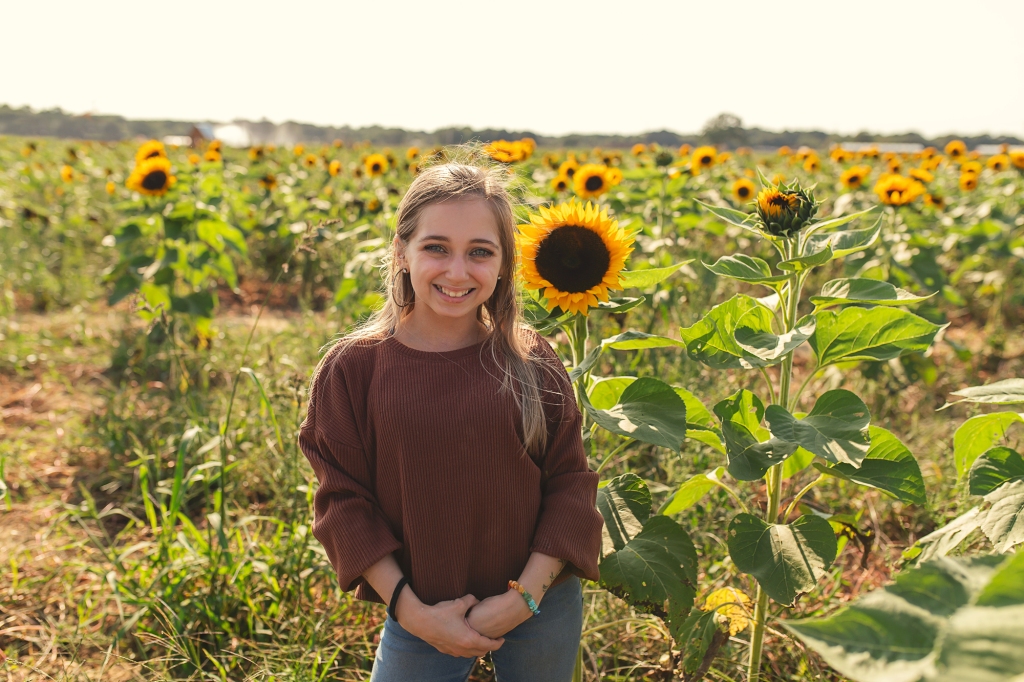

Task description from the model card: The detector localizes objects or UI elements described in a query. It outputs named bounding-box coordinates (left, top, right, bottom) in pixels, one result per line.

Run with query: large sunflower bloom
left=518, top=201, right=634, bottom=316
left=364, top=153, right=388, bottom=176
left=329, top=160, right=341, bottom=176
left=960, top=161, right=982, bottom=175
left=631, top=143, right=646, bottom=156
left=573, top=164, right=611, bottom=199
left=873, top=173, right=924, bottom=206
left=204, top=149, right=222, bottom=163
left=606, top=167, right=624, bottom=186
left=691, top=146, right=717, bottom=173
left=558, top=158, right=579, bottom=179
left=960, top=173, right=978, bottom=191
left=303, top=153, right=318, bottom=168
left=126, top=157, right=176, bottom=196
left=908, top=167, right=934, bottom=184
left=987, top=154, right=1009, bottom=172
left=135, top=140, right=166, bottom=164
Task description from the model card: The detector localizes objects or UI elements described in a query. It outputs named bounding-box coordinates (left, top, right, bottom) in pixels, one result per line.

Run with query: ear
left=392, top=235, right=406, bottom=267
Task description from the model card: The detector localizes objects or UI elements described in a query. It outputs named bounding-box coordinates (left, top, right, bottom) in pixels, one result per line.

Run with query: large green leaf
left=596, top=473, right=650, bottom=557
left=979, top=480, right=1024, bottom=554
left=786, top=554, right=1013, bottom=682
left=912, top=508, right=983, bottom=562
left=804, top=205, right=881, bottom=240
left=815, top=426, right=926, bottom=504
left=715, top=390, right=796, bottom=480
left=778, top=244, right=834, bottom=272
left=679, top=294, right=775, bottom=370
left=703, top=254, right=789, bottom=287
left=727, top=513, right=838, bottom=605
left=674, top=386, right=725, bottom=454
left=619, top=261, right=691, bottom=289
left=969, top=447, right=1024, bottom=496
left=735, top=313, right=815, bottom=363
left=599, top=515, right=699, bottom=641
left=954, top=412, right=1024, bottom=479
left=805, top=212, right=883, bottom=258
left=766, top=390, right=871, bottom=467
left=583, top=378, right=687, bottom=453
left=569, top=330, right=685, bottom=382
left=660, top=467, right=725, bottom=516
left=695, top=200, right=760, bottom=233
left=589, top=376, right=636, bottom=410
left=810, top=278, right=933, bottom=311
left=809, top=307, right=944, bottom=368
left=947, top=378, right=1024, bottom=407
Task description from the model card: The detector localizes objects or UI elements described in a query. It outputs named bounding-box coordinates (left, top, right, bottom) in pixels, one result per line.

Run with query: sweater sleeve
left=299, top=347, right=402, bottom=593
left=528, top=336, right=603, bottom=583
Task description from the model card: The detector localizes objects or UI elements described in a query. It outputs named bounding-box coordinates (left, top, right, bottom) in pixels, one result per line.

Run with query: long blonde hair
left=327, top=154, right=553, bottom=457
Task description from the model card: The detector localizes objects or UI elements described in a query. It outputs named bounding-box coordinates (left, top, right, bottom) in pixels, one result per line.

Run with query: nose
left=446, top=255, right=470, bottom=282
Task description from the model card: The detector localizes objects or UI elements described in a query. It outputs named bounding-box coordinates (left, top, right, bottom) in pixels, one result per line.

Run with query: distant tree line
left=1, top=105, right=1019, bottom=149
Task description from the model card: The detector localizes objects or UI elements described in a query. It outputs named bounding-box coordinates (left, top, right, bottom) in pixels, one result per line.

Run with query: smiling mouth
left=433, top=284, right=474, bottom=299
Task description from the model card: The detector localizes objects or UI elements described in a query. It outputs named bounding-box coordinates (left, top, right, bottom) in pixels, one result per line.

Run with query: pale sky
left=5, top=0, right=1023, bottom=138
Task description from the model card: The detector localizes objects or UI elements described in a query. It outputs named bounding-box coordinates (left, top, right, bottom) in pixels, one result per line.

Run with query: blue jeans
left=369, top=575, right=583, bottom=682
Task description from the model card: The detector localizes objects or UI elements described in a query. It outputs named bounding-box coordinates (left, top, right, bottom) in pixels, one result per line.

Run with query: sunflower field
left=2, top=134, right=1024, bottom=682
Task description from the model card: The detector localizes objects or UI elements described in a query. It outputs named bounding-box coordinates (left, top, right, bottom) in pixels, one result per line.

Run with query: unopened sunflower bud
left=754, top=186, right=817, bottom=237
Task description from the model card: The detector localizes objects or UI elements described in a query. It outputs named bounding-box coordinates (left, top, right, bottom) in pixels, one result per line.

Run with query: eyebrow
left=420, top=235, right=500, bottom=248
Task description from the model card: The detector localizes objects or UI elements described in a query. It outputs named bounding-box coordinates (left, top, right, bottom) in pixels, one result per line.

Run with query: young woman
left=299, top=160, right=603, bottom=681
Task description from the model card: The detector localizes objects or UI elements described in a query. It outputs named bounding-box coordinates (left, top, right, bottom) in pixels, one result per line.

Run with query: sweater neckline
left=384, top=334, right=488, bottom=360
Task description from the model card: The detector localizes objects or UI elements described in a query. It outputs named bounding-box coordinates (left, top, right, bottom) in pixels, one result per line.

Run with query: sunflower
left=329, top=160, right=341, bottom=176
left=303, top=153, right=318, bottom=168
left=830, top=147, right=852, bottom=163
left=960, top=173, right=978, bottom=191
left=293, top=144, right=305, bottom=156
left=519, top=138, right=537, bottom=156
left=248, top=146, right=265, bottom=161
left=908, top=167, right=934, bottom=184
left=987, top=154, right=1009, bottom=172
left=188, top=153, right=200, bottom=165
left=543, top=153, right=561, bottom=169
left=803, top=155, right=821, bottom=173
left=691, top=145, right=717, bottom=173
left=885, top=158, right=902, bottom=174
left=406, top=146, right=420, bottom=160
left=204, top=149, right=222, bottom=163
left=945, top=140, right=966, bottom=159
left=717, top=152, right=733, bottom=163
left=367, top=197, right=382, bottom=212
left=606, top=167, right=624, bottom=186
left=924, top=193, right=945, bottom=209
left=840, top=165, right=869, bottom=189
left=518, top=201, right=634, bottom=316
left=558, top=158, right=579, bottom=179
left=573, top=164, right=611, bottom=199
left=777, top=146, right=792, bottom=156
left=960, top=161, right=982, bottom=175
left=60, top=165, right=75, bottom=183
left=921, top=147, right=937, bottom=159
left=208, top=140, right=223, bottom=152
left=333, top=138, right=344, bottom=148
left=484, top=139, right=528, bottom=164
left=126, top=157, right=176, bottom=196
left=631, top=143, right=646, bottom=156
left=258, top=173, right=277, bottom=190
left=861, top=146, right=880, bottom=159
left=105, top=181, right=116, bottom=195
left=732, top=178, right=755, bottom=202
left=922, top=154, right=945, bottom=171
left=1011, top=151, right=1024, bottom=170
left=135, top=140, right=166, bottom=164
left=364, top=153, right=388, bottom=176
left=873, top=173, right=924, bottom=206
left=551, top=175, right=570, bottom=192
left=678, top=143, right=692, bottom=157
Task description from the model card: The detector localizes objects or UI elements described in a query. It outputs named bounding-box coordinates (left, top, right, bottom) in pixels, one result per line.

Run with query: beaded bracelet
left=508, top=580, right=541, bottom=617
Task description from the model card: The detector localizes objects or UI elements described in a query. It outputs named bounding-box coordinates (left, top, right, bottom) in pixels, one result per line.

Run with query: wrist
left=506, top=584, right=539, bottom=620
left=395, top=585, right=424, bottom=630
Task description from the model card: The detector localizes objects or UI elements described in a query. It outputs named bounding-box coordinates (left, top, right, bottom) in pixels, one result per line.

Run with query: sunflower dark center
left=372, top=163, right=381, bottom=172
left=738, top=186, right=750, bottom=198
left=849, top=174, right=860, bottom=183
left=535, top=225, right=611, bottom=294
left=145, top=150, right=161, bottom=159
left=584, top=175, right=604, bottom=191
left=142, top=170, right=168, bottom=190
left=700, top=155, right=712, bottom=164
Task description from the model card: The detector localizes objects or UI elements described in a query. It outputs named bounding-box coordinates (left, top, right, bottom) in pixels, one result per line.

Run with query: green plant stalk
left=747, top=243, right=805, bottom=682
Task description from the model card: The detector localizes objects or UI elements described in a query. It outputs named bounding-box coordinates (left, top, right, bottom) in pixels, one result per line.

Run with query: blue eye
left=471, top=248, right=494, bottom=257
left=425, top=244, right=446, bottom=253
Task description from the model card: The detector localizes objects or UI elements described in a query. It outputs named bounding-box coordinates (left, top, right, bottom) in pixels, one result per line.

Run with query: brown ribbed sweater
left=298, top=330, right=603, bottom=607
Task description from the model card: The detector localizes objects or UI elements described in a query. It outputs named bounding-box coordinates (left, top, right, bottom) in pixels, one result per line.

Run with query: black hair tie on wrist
left=388, top=577, right=410, bottom=624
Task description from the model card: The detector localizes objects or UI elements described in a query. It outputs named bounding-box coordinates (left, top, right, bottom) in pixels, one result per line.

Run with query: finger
left=461, top=594, right=479, bottom=606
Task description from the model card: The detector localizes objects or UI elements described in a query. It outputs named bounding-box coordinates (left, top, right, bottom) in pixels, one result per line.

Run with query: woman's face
left=396, top=198, right=503, bottom=324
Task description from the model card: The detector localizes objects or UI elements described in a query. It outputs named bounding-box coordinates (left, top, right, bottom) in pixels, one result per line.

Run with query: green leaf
left=715, top=390, right=795, bottom=480
left=735, top=314, right=815, bottom=363
left=766, top=390, right=871, bottom=467
left=619, top=261, right=691, bottom=289
left=602, top=330, right=685, bottom=351
left=196, top=219, right=247, bottom=254
left=805, top=211, right=883, bottom=258
left=810, top=278, right=933, bottom=311
left=912, top=507, right=984, bottom=562
left=595, top=296, right=646, bottom=313
left=969, top=448, right=1024, bottom=496
left=661, top=468, right=725, bottom=516
left=727, top=513, right=838, bottom=605
left=975, top=548, right=1024, bottom=607
left=785, top=554, right=1009, bottom=682
left=589, top=376, right=636, bottom=410
left=599, top=515, right=698, bottom=642
left=108, top=272, right=141, bottom=305
left=703, top=254, right=789, bottom=287
left=979, top=479, right=1024, bottom=554
left=948, top=378, right=1024, bottom=407
left=815, top=426, right=925, bottom=504
left=677, top=609, right=723, bottom=676
left=804, top=205, right=881, bottom=239
left=674, top=387, right=725, bottom=454
left=778, top=244, right=834, bottom=272
left=596, top=473, right=651, bottom=557
left=583, top=378, right=687, bottom=453
left=680, top=294, right=775, bottom=369
left=695, top=200, right=760, bottom=233
left=954, top=412, right=1024, bottom=479
left=809, top=307, right=945, bottom=368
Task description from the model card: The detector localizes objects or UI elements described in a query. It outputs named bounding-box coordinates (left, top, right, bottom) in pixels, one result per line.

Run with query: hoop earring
left=392, top=269, right=413, bottom=308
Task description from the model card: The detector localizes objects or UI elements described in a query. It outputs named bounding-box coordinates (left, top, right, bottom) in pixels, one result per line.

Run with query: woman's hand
left=400, top=592, right=505, bottom=658
left=466, top=590, right=533, bottom=639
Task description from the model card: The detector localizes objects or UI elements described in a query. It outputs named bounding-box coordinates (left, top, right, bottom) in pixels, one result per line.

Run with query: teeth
left=438, top=285, right=471, bottom=298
